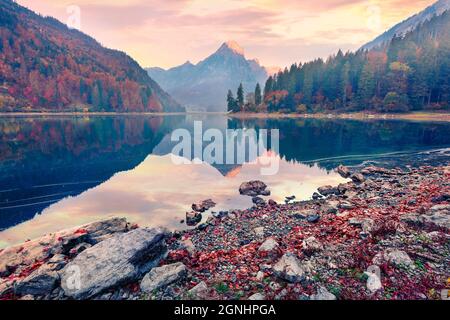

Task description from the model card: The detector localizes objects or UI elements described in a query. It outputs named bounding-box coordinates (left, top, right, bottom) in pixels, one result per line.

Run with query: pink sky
left=17, top=0, right=435, bottom=69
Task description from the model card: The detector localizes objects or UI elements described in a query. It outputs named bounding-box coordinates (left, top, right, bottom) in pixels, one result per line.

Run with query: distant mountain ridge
left=361, top=0, right=450, bottom=50
left=147, top=41, right=268, bottom=112
left=0, top=0, right=183, bottom=112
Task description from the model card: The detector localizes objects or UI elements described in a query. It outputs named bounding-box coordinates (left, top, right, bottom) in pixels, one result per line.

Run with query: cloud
left=16, top=0, right=437, bottom=69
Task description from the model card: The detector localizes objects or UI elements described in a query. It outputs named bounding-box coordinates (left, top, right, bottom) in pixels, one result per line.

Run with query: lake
left=1, top=115, right=450, bottom=248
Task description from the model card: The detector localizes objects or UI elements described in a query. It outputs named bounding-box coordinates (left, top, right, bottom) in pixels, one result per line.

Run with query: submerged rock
left=192, top=199, right=216, bottom=213
left=140, top=262, right=187, bottom=293
left=60, top=228, right=168, bottom=299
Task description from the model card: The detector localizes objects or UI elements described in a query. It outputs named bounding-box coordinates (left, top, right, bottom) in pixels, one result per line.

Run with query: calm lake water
left=1, top=115, right=450, bottom=248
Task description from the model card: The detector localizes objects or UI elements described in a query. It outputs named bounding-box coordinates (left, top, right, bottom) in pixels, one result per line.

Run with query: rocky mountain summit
left=147, top=41, right=268, bottom=112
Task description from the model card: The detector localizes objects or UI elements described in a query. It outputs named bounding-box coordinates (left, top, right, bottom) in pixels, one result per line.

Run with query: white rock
left=140, top=262, right=187, bottom=293
left=248, top=293, right=265, bottom=300
left=272, top=253, right=305, bottom=283
left=258, top=238, right=279, bottom=252
left=253, top=227, right=265, bottom=237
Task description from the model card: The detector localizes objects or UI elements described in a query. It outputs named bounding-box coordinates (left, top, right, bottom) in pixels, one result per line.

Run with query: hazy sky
left=17, top=0, right=435, bottom=69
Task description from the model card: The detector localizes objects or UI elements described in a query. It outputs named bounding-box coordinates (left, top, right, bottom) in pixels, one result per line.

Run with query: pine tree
left=227, top=89, right=237, bottom=112
left=255, top=83, right=262, bottom=106
left=237, top=83, right=244, bottom=111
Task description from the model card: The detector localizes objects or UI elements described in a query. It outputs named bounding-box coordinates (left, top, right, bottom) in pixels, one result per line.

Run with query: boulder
left=14, top=264, right=59, bottom=296
left=337, top=165, right=351, bottom=178
left=272, top=253, right=305, bottom=283
left=60, top=228, right=168, bottom=299
left=351, top=173, right=365, bottom=183
left=140, top=262, right=187, bottom=293
left=0, top=218, right=130, bottom=278
left=239, top=181, right=270, bottom=197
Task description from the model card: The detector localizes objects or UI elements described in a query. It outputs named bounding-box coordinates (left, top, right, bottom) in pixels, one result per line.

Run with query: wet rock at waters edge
left=351, top=173, right=365, bottom=183
left=192, top=199, right=216, bottom=213
left=186, top=211, right=202, bottom=226
left=140, top=262, right=187, bottom=293
left=268, top=199, right=277, bottom=206
left=0, top=218, right=130, bottom=279
left=310, top=287, right=336, bottom=300
left=318, top=185, right=340, bottom=197
left=60, top=228, right=168, bottom=299
left=239, top=181, right=270, bottom=197
left=312, top=192, right=322, bottom=200
left=337, top=165, right=351, bottom=178
left=252, top=196, right=266, bottom=206
left=272, top=253, right=305, bottom=283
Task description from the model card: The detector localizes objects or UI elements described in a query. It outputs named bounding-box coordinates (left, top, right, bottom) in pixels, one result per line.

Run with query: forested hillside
left=260, top=11, right=450, bottom=113
left=0, top=0, right=183, bottom=112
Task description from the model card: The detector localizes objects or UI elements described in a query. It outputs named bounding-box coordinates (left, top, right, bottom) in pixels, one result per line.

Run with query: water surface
left=1, top=115, right=449, bottom=248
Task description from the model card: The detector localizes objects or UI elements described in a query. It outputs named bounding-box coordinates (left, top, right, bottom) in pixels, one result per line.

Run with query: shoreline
left=0, top=111, right=449, bottom=122
left=0, top=164, right=448, bottom=300
left=229, top=111, right=450, bottom=122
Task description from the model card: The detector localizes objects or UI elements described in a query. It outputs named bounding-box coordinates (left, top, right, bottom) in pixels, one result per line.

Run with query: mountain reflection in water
left=1, top=115, right=450, bottom=248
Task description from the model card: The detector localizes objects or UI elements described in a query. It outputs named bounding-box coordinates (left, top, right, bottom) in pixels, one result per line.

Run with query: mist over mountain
left=147, top=41, right=268, bottom=112
left=361, top=0, right=450, bottom=50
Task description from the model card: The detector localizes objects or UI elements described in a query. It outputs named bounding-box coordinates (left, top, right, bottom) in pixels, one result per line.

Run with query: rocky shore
left=0, top=165, right=449, bottom=300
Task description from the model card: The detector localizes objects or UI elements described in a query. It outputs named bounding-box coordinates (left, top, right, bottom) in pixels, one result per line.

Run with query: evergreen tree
left=227, top=89, right=238, bottom=112
left=237, top=83, right=244, bottom=110
left=255, top=83, right=262, bottom=106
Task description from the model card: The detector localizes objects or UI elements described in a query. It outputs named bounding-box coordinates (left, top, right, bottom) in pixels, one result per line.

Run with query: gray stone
left=351, top=173, right=365, bottom=183
left=318, top=185, right=339, bottom=196
left=140, top=262, right=187, bottom=293
left=337, top=165, right=351, bottom=178
left=372, top=249, right=414, bottom=268
left=60, top=228, right=168, bottom=299
left=253, top=227, right=265, bottom=237
left=272, top=253, right=305, bottom=283
left=188, top=281, right=208, bottom=299
left=15, top=264, right=59, bottom=297
left=239, top=181, right=270, bottom=197
left=258, top=238, right=279, bottom=252
left=192, top=199, right=216, bottom=213
left=310, top=287, right=336, bottom=300
left=248, top=293, right=265, bottom=300
left=302, top=237, right=323, bottom=254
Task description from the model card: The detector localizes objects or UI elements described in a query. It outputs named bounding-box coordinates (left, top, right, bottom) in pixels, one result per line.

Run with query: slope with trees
left=255, top=11, right=450, bottom=114
left=0, top=0, right=183, bottom=112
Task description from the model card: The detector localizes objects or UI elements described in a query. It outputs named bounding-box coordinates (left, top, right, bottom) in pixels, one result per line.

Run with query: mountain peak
left=218, top=41, right=245, bottom=55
